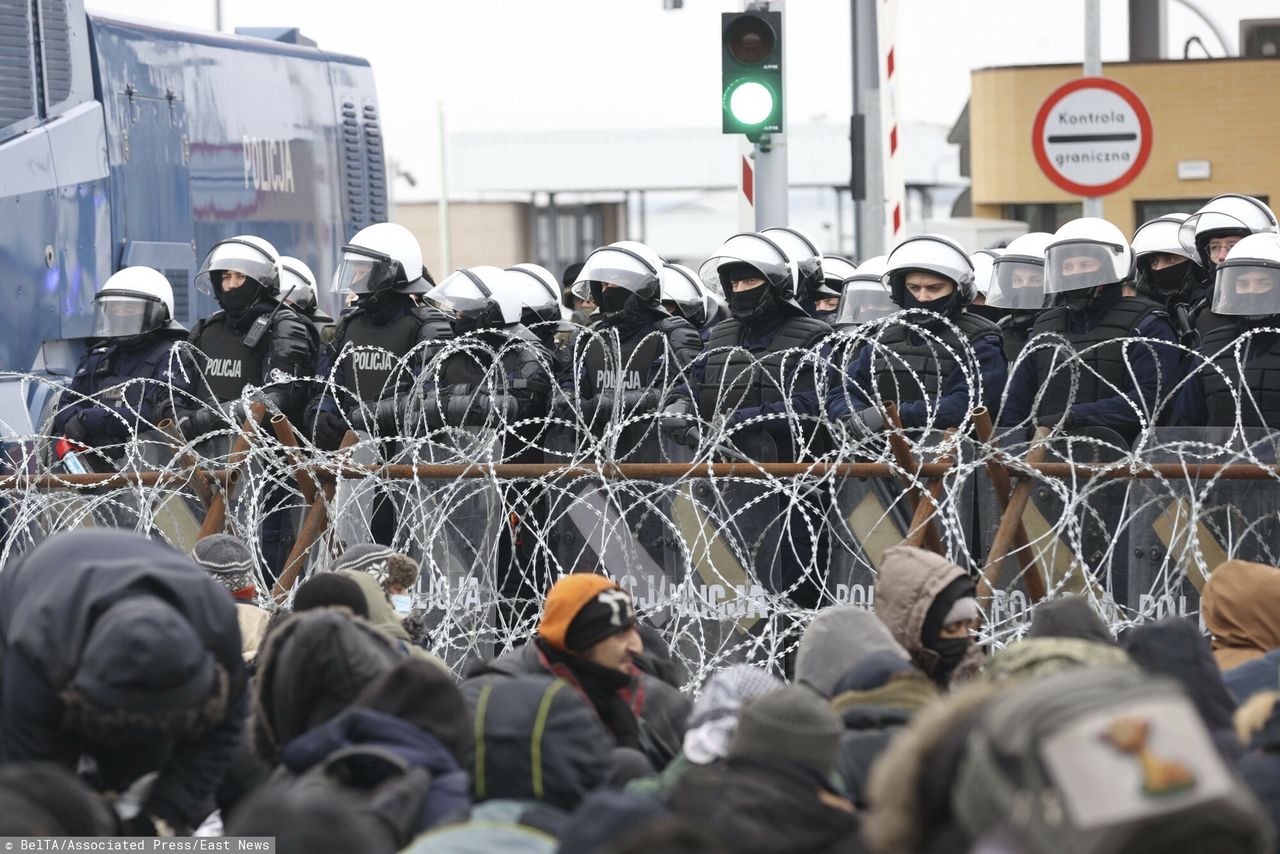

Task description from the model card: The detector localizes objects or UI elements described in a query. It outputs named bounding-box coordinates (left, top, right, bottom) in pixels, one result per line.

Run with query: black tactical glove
left=62, top=411, right=90, bottom=443
left=619, top=389, right=660, bottom=413
left=312, top=409, right=350, bottom=450
left=176, top=407, right=220, bottom=442
left=348, top=399, right=401, bottom=435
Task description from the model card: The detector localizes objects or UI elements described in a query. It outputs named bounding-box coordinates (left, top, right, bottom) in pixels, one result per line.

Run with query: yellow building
left=965, top=57, right=1280, bottom=237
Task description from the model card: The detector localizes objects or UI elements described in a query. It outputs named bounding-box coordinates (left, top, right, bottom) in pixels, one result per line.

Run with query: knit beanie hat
left=293, top=573, right=370, bottom=619
left=73, top=598, right=216, bottom=713
left=539, top=574, right=636, bottom=654
left=192, top=534, right=256, bottom=598
left=729, top=686, right=843, bottom=777
left=332, top=543, right=418, bottom=591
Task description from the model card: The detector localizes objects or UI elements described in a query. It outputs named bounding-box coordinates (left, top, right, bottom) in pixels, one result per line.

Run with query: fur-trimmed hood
left=250, top=608, right=405, bottom=763
left=862, top=682, right=998, bottom=854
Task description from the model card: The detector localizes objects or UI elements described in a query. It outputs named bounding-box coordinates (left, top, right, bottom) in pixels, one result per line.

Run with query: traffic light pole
left=747, top=0, right=788, bottom=229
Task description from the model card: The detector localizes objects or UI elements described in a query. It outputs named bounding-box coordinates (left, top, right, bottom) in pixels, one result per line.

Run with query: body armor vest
left=580, top=323, right=668, bottom=400
left=870, top=311, right=1000, bottom=405
left=1032, top=297, right=1163, bottom=420
left=698, top=315, right=830, bottom=420
left=339, top=310, right=423, bottom=402
left=193, top=315, right=266, bottom=403
left=1200, top=322, right=1280, bottom=428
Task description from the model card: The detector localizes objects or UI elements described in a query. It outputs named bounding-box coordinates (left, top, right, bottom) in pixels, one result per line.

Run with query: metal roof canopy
left=447, top=122, right=962, bottom=195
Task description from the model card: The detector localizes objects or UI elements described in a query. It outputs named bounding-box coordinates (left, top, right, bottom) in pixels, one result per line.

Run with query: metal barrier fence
left=4, top=318, right=1277, bottom=681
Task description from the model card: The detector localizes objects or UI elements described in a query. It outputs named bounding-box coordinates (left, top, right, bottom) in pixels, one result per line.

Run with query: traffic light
left=721, top=10, right=783, bottom=140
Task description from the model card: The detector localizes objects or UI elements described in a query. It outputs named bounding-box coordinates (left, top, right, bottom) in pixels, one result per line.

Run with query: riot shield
left=976, top=426, right=1134, bottom=638
left=1126, top=427, right=1280, bottom=623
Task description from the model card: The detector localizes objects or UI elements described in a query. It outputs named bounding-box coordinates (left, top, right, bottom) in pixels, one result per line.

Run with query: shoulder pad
left=955, top=311, right=1003, bottom=338
left=414, top=313, right=455, bottom=343
left=706, top=319, right=745, bottom=347
left=779, top=315, right=834, bottom=346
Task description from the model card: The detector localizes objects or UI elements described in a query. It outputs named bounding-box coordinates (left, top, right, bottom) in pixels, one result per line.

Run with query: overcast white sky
left=85, top=0, right=1276, bottom=200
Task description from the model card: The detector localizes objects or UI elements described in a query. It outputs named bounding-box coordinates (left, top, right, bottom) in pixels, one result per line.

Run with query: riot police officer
left=1131, top=215, right=1208, bottom=347
left=829, top=234, right=1006, bottom=432
left=305, top=223, right=453, bottom=450
left=52, top=267, right=191, bottom=463
left=506, top=263, right=571, bottom=353
left=559, top=241, right=703, bottom=439
left=815, top=255, right=858, bottom=324
left=182, top=235, right=315, bottom=439
left=987, top=232, right=1052, bottom=361
left=1175, top=233, right=1280, bottom=427
left=832, top=256, right=894, bottom=328
left=1179, top=194, right=1279, bottom=274
left=998, top=218, right=1181, bottom=443
left=421, top=266, right=553, bottom=444
left=695, top=231, right=832, bottom=460
left=761, top=226, right=825, bottom=316
left=281, top=255, right=335, bottom=360
left=660, top=262, right=727, bottom=340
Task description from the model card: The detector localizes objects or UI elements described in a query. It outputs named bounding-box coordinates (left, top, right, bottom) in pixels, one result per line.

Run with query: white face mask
left=391, top=594, right=413, bottom=615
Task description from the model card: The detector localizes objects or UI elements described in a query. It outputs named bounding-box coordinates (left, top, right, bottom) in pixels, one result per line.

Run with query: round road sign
left=1032, top=76, right=1153, bottom=197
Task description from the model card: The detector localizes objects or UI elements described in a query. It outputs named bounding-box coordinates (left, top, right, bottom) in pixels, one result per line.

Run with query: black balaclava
left=216, top=275, right=262, bottom=315
left=921, top=576, right=977, bottom=685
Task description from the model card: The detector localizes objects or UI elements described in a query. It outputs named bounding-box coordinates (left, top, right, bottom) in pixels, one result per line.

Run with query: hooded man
left=467, top=574, right=690, bottom=770
left=874, top=545, right=984, bottom=688
left=668, top=687, right=863, bottom=854
left=1201, top=559, right=1280, bottom=671
left=0, top=530, right=247, bottom=835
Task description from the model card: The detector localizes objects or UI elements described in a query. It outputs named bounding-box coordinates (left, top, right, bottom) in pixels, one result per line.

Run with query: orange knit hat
left=538, top=574, right=625, bottom=652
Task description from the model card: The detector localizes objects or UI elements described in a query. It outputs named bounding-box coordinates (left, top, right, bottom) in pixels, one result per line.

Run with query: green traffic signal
left=721, top=10, right=783, bottom=139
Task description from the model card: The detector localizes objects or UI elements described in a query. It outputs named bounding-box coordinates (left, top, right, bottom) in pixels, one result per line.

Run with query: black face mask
left=1060, top=280, right=1100, bottom=315
left=930, top=636, right=972, bottom=683
left=1230, top=292, right=1278, bottom=318
left=814, top=309, right=837, bottom=324
left=1146, top=260, right=1190, bottom=295
left=903, top=290, right=957, bottom=318
left=730, top=285, right=776, bottom=322
left=600, top=287, right=634, bottom=317
left=217, top=279, right=262, bottom=313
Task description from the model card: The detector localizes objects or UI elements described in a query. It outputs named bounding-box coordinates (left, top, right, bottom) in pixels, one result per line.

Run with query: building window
left=1002, top=203, right=1083, bottom=233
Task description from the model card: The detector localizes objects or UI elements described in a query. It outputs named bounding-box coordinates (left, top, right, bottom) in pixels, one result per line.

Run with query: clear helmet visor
left=987, top=257, right=1048, bottom=310
left=423, top=271, right=498, bottom=324
left=90, top=292, right=167, bottom=338
left=836, top=280, right=898, bottom=325
left=572, top=247, right=659, bottom=299
left=195, top=243, right=278, bottom=295
left=1212, top=262, right=1280, bottom=316
left=1044, top=241, right=1127, bottom=294
left=332, top=248, right=398, bottom=295
left=698, top=233, right=792, bottom=293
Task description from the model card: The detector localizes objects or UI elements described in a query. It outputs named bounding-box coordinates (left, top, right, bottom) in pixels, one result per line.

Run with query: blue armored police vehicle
left=0, top=0, right=387, bottom=429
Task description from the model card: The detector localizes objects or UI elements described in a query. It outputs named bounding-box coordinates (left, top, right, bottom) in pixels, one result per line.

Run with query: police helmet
left=570, top=241, right=664, bottom=318
left=883, top=234, right=975, bottom=307
left=196, top=235, right=282, bottom=296
left=970, top=249, right=1000, bottom=299
left=333, top=223, right=430, bottom=297
left=506, top=263, right=572, bottom=329
left=1210, top=233, right=1280, bottom=319
left=280, top=256, right=318, bottom=312
left=426, top=266, right=525, bottom=331
left=1044, top=217, right=1134, bottom=297
left=761, top=226, right=823, bottom=300
left=819, top=255, right=858, bottom=301
left=1178, top=195, right=1279, bottom=271
left=834, top=256, right=895, bottom=326
left=988, top=232, right=1053, bottom=312
left=91, top=266, right=185, bottom=339
left=699, top=232, right=802, bottom=311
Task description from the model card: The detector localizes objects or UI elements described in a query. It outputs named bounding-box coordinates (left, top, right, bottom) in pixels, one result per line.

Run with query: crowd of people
left=2, top=529, right=1280, bottom=853
left=18, top=194, right=1280, bottom=849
